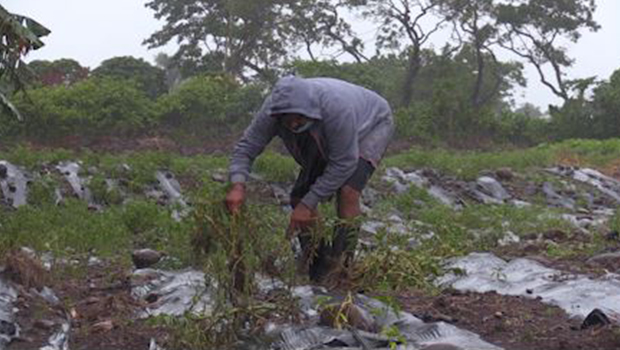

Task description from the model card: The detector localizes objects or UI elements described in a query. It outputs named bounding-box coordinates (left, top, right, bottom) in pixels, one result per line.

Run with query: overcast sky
left=4, top=0, right=620, bottom=110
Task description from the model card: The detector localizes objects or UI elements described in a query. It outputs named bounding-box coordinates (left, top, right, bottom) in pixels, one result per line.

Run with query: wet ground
left=5, top=257, right=166, bottom=350
left=399, top=289, right=620, bottom=350
left=5, top=254, right=620, bottom=350
left=3, top=138, right=620, bottom=349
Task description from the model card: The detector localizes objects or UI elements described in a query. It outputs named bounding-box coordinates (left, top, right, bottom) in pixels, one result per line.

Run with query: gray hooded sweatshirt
left=229, top=76, right=394, bottom=209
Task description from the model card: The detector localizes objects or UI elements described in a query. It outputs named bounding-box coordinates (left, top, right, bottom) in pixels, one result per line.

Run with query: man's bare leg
left=332, top=185, right=362, bottom=264
left=290, top=198, right=329, bottom=281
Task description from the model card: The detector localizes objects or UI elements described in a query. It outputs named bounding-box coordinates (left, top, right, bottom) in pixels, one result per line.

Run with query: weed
left=187, top=186, right=300, bottom=347
left=381, top=325, right=407, bottom=349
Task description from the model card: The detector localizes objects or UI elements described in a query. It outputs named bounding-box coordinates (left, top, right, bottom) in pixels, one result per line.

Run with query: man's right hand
left=225, top=183, right=246, bottom=214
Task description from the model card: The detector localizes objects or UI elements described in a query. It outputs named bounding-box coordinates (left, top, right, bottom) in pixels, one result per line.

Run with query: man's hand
left=225, top=183, right=246, bottom=214
left=288, top=202, right=317, bottom=235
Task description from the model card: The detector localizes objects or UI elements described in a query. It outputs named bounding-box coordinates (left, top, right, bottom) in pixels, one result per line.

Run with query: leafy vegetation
left=156, top=74, right=263, bottom=134
left=2, top=139, right=620, bottom=347
left=1, top=0, right=612, bottom=147
left=0, top=199, right=192, bottom=263
left=92, top=56, right=167, bottom=99
left=0, top=4, right=50, bottom=119
left=7, top=77, right=157, bottom=140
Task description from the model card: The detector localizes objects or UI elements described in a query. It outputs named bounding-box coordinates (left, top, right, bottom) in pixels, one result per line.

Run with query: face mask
left=291, top=120, right=315, bottom=133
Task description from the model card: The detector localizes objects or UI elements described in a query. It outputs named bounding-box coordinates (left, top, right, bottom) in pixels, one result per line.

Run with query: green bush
left=591, top=69, right=620, bottom=139
left=91, top=56, right=166, bottom=99
left=495, top=110, right=550, bottom=146
left=6, top=77, right=156, bottom=139
left=156, top=74, right=264, bottom=135
left=393, top=103, right=436, bottom=142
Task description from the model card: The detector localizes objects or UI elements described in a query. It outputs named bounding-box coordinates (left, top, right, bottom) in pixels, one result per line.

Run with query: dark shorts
left=290, top=132, right=375, bottom=201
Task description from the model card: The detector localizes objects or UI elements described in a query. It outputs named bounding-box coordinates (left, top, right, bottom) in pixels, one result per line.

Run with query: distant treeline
left=1, top=54, right=618, bottom=148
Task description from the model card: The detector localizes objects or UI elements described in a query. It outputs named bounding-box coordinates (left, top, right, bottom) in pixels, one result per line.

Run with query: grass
left=384, top=146, right=553, bottom=179
left=3, top=138, right=620, bottom=347
left=0, top=199, right=195, bottom=266
left=384, top=138, right=620, bottom=179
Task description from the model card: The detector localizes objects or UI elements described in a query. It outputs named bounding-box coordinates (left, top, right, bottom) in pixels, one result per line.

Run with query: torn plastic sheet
left=560, top=213, right=609, bottom=231
left=39, top=322, right=70, bottom=350
left=132, top=269, right=215, bottom=318
left=383, top=168, right=428, bottom=191
left=541, top=182, right=575, bottom=210
left=272, top=291, right=501, bottom=350
left=0, top=278, right=19, bottom=350
left=56, top=161, right=92, bottom=202
left=549, top=167, right=620, bottom=203
left=149, top=338, right=165, bottom=350
left=438, top=253, right=620, bottom=320
left=382, top=168, right=461, bottom=209
left=468, top=177, right=511, bottom=205
left=361, top=216, right=435, bottom=250
left=0, top=160, right=29, bottom=208
left=362, top=215, right=410, bottom=236
left=476, top=177, right=511, bottom=203
left=130, top=269, right=499, bottom=350
left=155, top=171, right=189, bottom=220
left=428, top=186, right=456, bottom=207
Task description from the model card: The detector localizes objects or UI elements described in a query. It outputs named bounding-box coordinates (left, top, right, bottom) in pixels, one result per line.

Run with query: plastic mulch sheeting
left=0, top=278, right=19, bottom=350
left=0, top=161, right=29, bottom=208
left=438, top=252, right=620, bottom=320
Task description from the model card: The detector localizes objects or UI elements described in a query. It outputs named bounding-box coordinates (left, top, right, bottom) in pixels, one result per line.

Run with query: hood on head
left=269, top=76, right=322, bottom=120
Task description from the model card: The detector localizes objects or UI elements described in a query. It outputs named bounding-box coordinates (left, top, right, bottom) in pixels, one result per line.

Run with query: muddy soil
left=0, top=132, right=417, bottom=157
left=399, top=289, right=620, bottom=350
left=4, top=139, right=620, bottom=349
left=492, top=229, right=620, bottom=276
left=7, top=246, right=620, bottom=350
left=7, top=262, right=169, bottom=350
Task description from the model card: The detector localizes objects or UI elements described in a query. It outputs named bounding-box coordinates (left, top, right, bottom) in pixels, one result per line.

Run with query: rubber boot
left=330, top=223, right=359, bottom=268
left=298, top=233, right=331, bottom=283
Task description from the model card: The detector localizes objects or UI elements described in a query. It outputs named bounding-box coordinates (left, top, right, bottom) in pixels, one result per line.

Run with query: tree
left=0, top=4, right=50, bottom=119
left=348, top=0, right=447, bottom=107
left=495, top=0, right=599, bottom=102
left=514, top=102, right=543, bottom=118
left=28, top=59, right=89, bottom=87
left=590, top=69, right=620, bottom=138
left=154, top=52, right=183, bottom=91
left=291, top=59, right=386, bottom=97
left=288, top=0, right=367, bottom=63
left=91, top=56, right=166, bottom=99
left=440, top=0, right=506, bottom=108
left=144, top=0, right=362, bottom=82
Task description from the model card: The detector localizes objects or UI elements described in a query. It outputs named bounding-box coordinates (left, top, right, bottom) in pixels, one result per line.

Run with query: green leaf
left=0, top=90, right=23, bottom=121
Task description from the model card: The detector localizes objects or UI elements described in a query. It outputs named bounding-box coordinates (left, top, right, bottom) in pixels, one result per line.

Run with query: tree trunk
left=471, top=39, right=485, bottom=108
left=401, top=47, right=421, bottom=108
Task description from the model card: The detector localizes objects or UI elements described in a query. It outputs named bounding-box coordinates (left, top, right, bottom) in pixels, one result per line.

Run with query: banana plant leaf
left=0, top=90, right=22, bottom=121
left=0, top=4, right=49, bottom=120
left=0, top=5, right=50, bottom=51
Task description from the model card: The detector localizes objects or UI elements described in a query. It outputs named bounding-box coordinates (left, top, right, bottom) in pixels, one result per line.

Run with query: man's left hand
left=289, top=202, right=316, bottom=234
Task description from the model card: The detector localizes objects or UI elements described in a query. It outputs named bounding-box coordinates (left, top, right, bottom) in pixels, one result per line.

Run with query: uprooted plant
left=184, top=186, right=301, bottom=347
